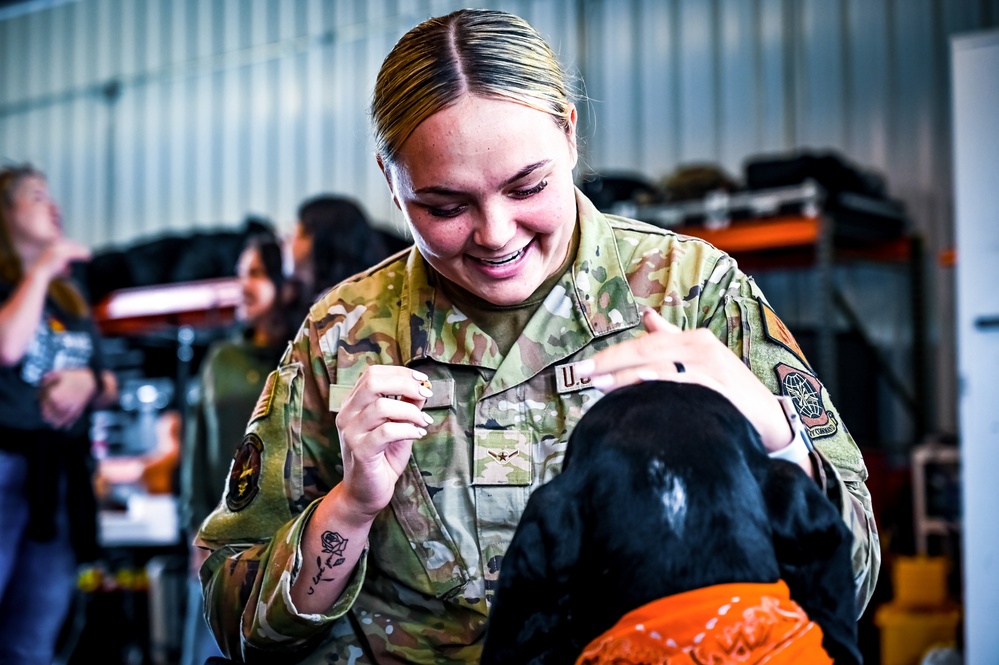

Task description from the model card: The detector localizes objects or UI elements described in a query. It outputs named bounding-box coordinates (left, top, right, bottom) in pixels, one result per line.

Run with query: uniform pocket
left=328, top=379, right=470, bottom=600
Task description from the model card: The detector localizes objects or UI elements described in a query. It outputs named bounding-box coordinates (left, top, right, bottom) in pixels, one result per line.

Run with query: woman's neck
left=249, top=313, right=287, bottom=348
left=250, top=325, right=274, bottom=348
left=13, top=240, right=43, bottom=275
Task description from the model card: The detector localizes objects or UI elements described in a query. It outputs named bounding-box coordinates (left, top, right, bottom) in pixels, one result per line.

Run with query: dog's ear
left=764, top=462, right=846, bottom=563
left=762, top=461, right=862, bottom=665
left=481, top=479, right=585, bottom=665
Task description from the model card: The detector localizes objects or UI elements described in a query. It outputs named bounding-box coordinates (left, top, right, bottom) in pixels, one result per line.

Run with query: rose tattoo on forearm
left=307, top=530, right=349, bottom=595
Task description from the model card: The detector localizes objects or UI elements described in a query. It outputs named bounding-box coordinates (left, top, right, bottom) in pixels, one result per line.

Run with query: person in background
left=178, top=232, right=302, bottom=665
left=289, top=194, right=401, bottom=304
left=0, top=163, right=119, bottom=665
left=196, top=9, right=879, bottom=662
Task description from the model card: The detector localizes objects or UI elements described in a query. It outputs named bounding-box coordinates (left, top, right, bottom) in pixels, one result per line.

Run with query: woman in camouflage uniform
left=197, top=9, right=879, bottom=663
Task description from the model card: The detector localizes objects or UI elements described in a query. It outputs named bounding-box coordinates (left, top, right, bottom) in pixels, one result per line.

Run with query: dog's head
left=481, top=381, right=859, bottom=664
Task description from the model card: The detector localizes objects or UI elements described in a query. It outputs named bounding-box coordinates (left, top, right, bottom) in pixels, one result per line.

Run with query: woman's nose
left=472, top=203, right=517, bottom=250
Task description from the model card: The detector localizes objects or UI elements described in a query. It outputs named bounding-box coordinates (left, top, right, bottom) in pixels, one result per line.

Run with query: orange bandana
left=576, top=580, right=832, bottom=665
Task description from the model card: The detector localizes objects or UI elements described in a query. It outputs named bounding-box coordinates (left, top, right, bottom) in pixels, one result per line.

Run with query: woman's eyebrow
left=413, top=160, right=552, bottom=196
left=503, top=160, right=551, bottom=186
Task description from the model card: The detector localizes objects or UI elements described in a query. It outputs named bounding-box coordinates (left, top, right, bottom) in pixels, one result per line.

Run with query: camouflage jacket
left=197, top=190, right=880, bottom=663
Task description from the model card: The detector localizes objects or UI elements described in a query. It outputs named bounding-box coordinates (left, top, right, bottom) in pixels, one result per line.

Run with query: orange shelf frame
left=674, top=215, right=914, bottom=264
left=93, top=277, right=241, bottom=337
left=675, top=216, right=820, bottom=254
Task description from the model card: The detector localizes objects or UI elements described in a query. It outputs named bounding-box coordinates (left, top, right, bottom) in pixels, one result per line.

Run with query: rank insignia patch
left=774, top=363, right=838, bottom=439
left=226, top=433, right=263, bottom=512
left=249, top=371, right=277, bottom=423
left=758, top=298, right=811, bottom=369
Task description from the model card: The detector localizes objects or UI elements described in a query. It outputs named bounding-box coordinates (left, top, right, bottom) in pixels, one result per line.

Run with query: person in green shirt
left=179, top=233, right=301, bottom=665
left=197, top=9, right=879, bottom=663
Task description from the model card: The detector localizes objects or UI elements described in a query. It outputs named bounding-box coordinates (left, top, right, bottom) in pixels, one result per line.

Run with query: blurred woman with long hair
left=0, top=163, right=118, bottom=664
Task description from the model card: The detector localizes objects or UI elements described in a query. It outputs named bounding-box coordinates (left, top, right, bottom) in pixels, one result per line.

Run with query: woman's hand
left=577, top=308, right=795, bottom=454
left=334, top=365, right=434, bottom=523
left=34, top=238, right=91, bottom=282
left=39, top=367, right=97, bottom=430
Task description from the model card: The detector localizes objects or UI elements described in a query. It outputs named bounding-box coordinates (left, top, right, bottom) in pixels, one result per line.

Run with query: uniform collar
left=398, top=188, right=640, bottom=380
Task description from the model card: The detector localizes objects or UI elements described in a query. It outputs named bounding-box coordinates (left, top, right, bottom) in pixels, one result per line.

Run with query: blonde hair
left=0, top=164, right=89, bottom=317
left=371, top=8, right=575, bottom=164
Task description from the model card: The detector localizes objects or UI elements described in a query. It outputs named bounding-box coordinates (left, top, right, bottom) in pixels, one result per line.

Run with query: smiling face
left=381, top=95, right=578, bottom=306
left=5, top=175, right=62, bottom=252
left=236, top=246, right=277, bottom=326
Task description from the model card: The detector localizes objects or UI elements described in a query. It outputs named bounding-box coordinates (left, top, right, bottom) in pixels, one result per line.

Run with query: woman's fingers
left=640, top=307, right=681, bottom=334
left=576, top=309, right=688, bottom=383
left=357, top=366, right=432, bottom=407
left=368, top=420, right=429, bottom=444
left=585, top=359, right=688, bottom=391
left=336, top=366, right=434, bottom=454
left=333, top=365, right=436, bottom=516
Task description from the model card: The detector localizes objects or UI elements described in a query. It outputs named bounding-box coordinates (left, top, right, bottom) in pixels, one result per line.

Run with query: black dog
left=481, top=381, right=860, bottom=664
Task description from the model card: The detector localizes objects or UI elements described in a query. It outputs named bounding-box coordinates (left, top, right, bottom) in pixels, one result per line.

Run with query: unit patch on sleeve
left=226, top=433, right=263, bottom=512
left=774, top=363, right=838, bottom=439
left=757, top=298, right=811, bottom=369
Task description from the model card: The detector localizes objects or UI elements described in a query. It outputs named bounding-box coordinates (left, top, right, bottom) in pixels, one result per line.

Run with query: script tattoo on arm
left=307, top=530, right=349, bottom=595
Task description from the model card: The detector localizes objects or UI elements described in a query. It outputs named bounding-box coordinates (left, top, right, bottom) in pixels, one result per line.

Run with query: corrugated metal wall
left=3, top=0, right=997, bottom=439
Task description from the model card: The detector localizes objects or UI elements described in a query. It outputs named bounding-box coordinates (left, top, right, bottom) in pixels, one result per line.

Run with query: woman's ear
left=566, top=104, right=579, bottom=169
left=376, top=155, right=402, bottom=211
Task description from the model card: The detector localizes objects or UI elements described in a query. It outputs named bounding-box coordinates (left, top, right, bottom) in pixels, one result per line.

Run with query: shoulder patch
left=774, top=363, right=838, bottom=440
left=226, top=433, right=263, bottom=512
left=758, top=298, right=811, bottom=369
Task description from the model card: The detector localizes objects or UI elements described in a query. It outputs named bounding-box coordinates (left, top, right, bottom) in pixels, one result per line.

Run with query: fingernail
left=419, top=386, right=433, bottom=398
left=637, top=370, right=659, bottom=382
left=416, top=428, right=427, bottom=438
left=575, top=359, right=595, bottom=376
left=590, top=374, right=613, bottom=388
left=422, top=413, right=434, bottom=425
left=412, top=370, right=429, bottom=381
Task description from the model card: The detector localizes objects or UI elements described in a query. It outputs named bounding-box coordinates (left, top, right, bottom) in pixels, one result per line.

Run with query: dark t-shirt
left=0, top=277, right=104, bottom=437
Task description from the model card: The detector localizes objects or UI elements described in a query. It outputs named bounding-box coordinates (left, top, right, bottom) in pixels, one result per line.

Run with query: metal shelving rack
left=616, top=180, right=928, bottom=438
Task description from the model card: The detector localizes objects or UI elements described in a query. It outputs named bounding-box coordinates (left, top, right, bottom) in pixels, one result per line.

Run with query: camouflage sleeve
left=695, top=255, right=881, bottom=617
left=196, top=320, right=368, bottom=658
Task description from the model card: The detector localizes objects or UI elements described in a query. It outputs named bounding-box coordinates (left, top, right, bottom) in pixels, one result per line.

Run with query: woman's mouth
left=476, top=247, right=526, bottom=266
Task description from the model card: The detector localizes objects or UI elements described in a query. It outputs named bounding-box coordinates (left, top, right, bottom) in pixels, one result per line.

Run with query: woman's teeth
left=480, top=248, right=524, bottom=265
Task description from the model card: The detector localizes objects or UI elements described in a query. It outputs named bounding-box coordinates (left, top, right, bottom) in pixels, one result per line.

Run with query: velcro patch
left=472, top=429, right=531, bottom=486
left=758, top=298, right=811, bottom=369
left=328, top=378, right=454, bottom=412
left=226, top=433, right=263, bottom=512
left=774, top=363, right=838, bottom=440
left=555, top=361, right=595, bottom=394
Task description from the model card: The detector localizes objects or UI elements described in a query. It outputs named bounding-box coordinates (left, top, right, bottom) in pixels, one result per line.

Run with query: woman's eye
left=428, top=205, right=464, bottom=218
left=512, top=180, right=548, bottom=198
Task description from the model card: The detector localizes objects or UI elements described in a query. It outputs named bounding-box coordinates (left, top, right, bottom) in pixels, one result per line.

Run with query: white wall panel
left=798, top=0, right=845, bottom=149
left=756, top=0, right=788, bottom=151
left=634, top=0, right=674, bottom=177
left=1, top=0, right=997, bottom=435
left=718, top=0, right=755, bottom=172
left=676, top=0, right=716, bottom=162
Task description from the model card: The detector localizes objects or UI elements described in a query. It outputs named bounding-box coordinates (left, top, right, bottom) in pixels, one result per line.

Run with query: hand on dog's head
left=481, top=381, right=860, bottom=664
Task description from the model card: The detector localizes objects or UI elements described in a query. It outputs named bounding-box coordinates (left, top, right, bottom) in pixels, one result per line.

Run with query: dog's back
left=481, top=381, right=860, bottom=664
